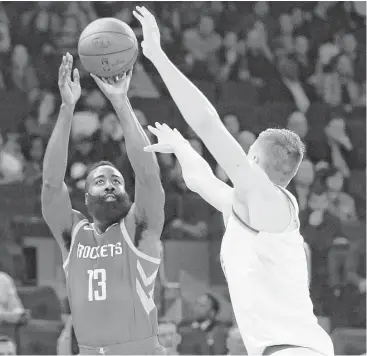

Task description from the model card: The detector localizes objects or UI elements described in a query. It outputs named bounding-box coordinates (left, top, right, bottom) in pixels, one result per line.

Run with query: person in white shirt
left=133, top=6, right=335, bottom=356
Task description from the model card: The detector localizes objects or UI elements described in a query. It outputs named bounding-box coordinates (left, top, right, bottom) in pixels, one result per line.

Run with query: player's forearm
left=173, top=140, right=213, bottom=192
left=112, top=97, right=160, bottom=183
left=0, top=309, right=23, bottom=323
left=151, top=50, right=221, bottom=134
left=42, top=104, right=74, bottom=188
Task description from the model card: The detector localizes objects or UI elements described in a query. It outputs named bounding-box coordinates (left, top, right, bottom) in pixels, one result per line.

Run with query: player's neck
left=92, top=219, right=118, bottom=235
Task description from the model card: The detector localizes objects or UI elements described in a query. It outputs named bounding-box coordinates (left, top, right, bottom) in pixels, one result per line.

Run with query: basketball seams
left=78, top=31, right=136, bottom=56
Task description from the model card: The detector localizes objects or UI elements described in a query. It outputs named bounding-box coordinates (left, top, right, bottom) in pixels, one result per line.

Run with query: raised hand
left=133, top=6, right=162, bottom=62
left=144, top=122, right=188, bottom=154
left=90, top=70, right=132, bottom=104
left=58, top=53, right=81, bottom=106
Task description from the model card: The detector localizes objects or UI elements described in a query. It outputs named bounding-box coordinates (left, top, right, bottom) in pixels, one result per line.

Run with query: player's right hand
left=58, top=53, right=81, bottom=106
left=133, top=6, right=162, bottom=62
left=144, top=123, right=187, bottom=154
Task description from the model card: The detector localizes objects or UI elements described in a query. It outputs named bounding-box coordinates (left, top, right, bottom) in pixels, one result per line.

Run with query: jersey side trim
left=120, top=220, right=161, bottom=264
left=63, top=219, right=88, bottom=270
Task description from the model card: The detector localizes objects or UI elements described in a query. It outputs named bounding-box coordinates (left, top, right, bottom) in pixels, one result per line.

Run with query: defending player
left=41, top=53, right=165, bottom=355
left=134, top=6, right=334, bottom=356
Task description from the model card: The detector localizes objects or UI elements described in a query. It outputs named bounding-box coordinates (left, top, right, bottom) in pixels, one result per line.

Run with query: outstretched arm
left=42, top=54, right=85, bottom=260
left=145, top=123, right=233, bottom=224
left=133, top=6, right=275, bottom=205
left=91, top=73, right=164, bottom=258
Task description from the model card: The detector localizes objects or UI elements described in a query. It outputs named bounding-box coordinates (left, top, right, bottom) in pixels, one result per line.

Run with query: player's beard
left=86, top=192, right=132, bottom=225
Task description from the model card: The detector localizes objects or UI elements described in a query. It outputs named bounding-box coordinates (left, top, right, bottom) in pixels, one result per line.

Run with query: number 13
left=87, top=269, right=106, bottom=301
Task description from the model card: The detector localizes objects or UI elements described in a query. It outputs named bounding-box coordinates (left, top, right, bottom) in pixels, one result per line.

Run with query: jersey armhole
left=120, top=220, right=161, bottom=265
left=62, top=219, right=88, bottom=270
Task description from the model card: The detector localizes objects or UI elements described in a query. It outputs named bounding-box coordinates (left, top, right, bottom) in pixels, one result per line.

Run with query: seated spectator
left=223, top=114, right=240, bottom=138
left=263, top=56, right=311, bottom=113
left=324, top=117, right=352, bottom=177
left=178, top=293, right=227, bottom=355
left=0, top=3, right=11, bottom=55
left=237, top=130, right=256, bottom=153
left=6, top=45, right=39, bottom=93
left=19, top=2, right=61, bottom=55
left=0, top=269, right=29, bottom=325
left=158, top=321, right=181, bottom=355
left=226, top=327, right=247, bottom=355
left=0, top=336, right=16, bottom=355
left=163, top=161, right=212, bottom=240
left=246, top=27, right=275, bottom=87
left=216, top=32, right=240, bottom=82
left=291, top=7, right=311, bottom=37
left=91, top=113, right=123, bottom=163
left=273, top=13, right=294, bottom=56
left=183, top=15, right=222, bottom=79
left=323, top=54, right=361, bottom=111
left=2, top=131, right=24, bottom=164
left=293, top=35, right=315, bottom=83
left=21, top=136, right=45, bottom=186
left=286, top=111, right=308, bottom=141
left=0, top=132, right=23, bottom=184
left=288, top=159, right=314, bottom=215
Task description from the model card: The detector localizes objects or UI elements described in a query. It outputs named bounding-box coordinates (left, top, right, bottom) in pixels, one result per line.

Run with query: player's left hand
left=90, top=69, right=132, bottom=103
left=144, top=123, right=188, bottom=154
left=133, top=6, right=162, bottom=63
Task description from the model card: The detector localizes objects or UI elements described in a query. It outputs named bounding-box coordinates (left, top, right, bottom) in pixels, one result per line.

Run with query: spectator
left=216, top=32, right=239, bottom=82
left=223, top=115, right=240, bottom=138
left=0, top=3, right=11, bottom=55
left=183, top=15, right=221, bottom=79
left=246, top=27, right=275, bottom=86
left=7, top=44, right=39, bottom=93
left=35, top=42, right=60, bottom=91
left=264, top=56, right=311, bottom=113
left=324, top=117, right=352, bottom=177
left=273, top=13, right=294, bottom=56
left=286, top=111, right=308, bottom=140
left=0, top=269, right=29, bottom=325
left=226, top=327, right=247, bottom=355
left=157, top=321, right=181, bottom=355
left=21, top=136, right=46, bottom=185
left=293, top=35, right=315, bottom=83
left=291, top=7, right=310, bottom=37
left=0, top=132, right=23, bottom=184
left=0, top=336, right=16, bottom=355
left=323, top=54, right=360, bottom=111
left=288, top=159, right=314, bottom=214
left=179, top=293, right=227, bottom=355
left=237, top=130, right=256, bottom=154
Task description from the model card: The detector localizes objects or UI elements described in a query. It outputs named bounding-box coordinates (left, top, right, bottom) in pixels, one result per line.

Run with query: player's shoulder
left=0, top=271, right=13, bottom=287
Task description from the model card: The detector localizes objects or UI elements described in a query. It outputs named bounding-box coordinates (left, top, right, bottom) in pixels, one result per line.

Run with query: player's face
left=158, top=324, right=181, bottom=351
left=86, top=166, right=131, bottom=224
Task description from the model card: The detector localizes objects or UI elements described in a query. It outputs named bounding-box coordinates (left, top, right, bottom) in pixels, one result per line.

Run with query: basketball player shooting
left=41, top=53, right=166, bottom=355
left=134, top=6, right=334, bottom=356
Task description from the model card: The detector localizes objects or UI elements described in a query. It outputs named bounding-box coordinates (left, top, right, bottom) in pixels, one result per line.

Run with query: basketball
left=78, top=18, right=139, bottom=78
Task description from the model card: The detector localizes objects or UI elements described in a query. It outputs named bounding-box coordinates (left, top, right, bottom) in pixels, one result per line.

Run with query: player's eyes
left=96, top=180, right=104, bottom=184
left=113, top=180, right=121, bottom=185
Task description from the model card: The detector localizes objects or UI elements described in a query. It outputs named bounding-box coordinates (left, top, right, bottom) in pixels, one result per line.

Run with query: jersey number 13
left=87, top=269, right=107, bottom=301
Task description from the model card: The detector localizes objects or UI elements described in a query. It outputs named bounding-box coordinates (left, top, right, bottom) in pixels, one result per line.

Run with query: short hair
left=0, top=335, right=15, bottom=344
left=257, top=128, right=305, bottom=185
left=84, top=160, right=119, bottom=193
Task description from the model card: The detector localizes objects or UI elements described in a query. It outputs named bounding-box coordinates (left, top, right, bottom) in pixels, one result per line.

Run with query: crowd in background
left=0, top=1, right=365, bottom=355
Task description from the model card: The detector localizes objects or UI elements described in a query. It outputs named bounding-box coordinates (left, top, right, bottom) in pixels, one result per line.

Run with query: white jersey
left=220, top=187, right=334, bottom=356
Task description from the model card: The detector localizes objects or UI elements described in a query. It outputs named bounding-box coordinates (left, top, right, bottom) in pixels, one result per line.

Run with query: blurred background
left=0, top=1, right=365, bottom=355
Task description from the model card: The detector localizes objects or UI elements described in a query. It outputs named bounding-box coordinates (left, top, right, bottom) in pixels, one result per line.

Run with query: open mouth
left=104, top=194, right=116, bottom=201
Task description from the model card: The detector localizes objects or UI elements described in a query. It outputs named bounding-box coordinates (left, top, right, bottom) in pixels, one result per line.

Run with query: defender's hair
left=257, top=128, right=305, bottom=185
left=84, top=160, right=118, bottom=193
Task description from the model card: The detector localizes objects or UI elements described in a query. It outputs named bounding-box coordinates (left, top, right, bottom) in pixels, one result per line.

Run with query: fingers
left=132, top=10, right=143, bottom=22
left=58, top=55, right=68, bottom=86
left=66, top=52, right=73, bottom=79
left=147, top=125, right=161, bottom=136
left=73, top=68, right=80, bottom=84
left=143, top=144, right=159, bottom=152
